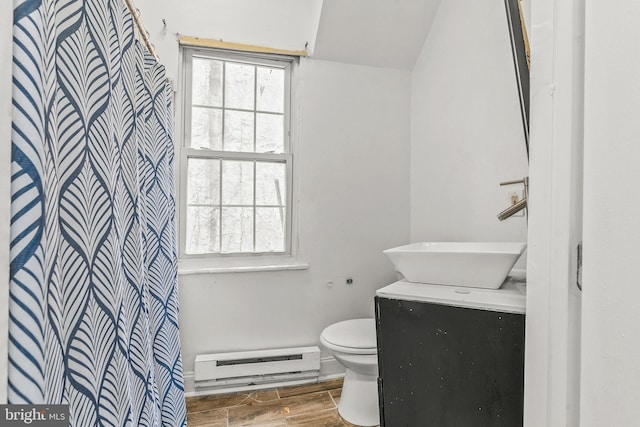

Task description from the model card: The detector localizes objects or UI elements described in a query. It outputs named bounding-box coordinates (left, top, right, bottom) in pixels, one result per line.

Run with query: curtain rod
left=124, top=0, right=159, bottom=60
left=179, top=36, right=308, bottom=57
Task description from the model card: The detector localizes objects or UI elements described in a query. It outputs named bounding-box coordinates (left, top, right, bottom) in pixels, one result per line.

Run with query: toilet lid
left=321, top=318, right=377, bottom=350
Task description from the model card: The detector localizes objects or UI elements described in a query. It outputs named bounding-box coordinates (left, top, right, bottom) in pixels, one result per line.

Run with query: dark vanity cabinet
left=375, top=296, right=525, bottom=427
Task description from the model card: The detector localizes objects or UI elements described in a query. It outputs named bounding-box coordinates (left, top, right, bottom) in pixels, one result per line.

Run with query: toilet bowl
left=320, top=318, right=379, bottom=426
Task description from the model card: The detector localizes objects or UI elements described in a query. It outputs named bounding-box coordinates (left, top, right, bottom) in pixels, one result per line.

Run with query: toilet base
left=338, top=368, right=380, bottom=426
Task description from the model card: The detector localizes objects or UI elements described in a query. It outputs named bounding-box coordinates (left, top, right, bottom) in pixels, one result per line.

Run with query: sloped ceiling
left=136, top=0, right=441, bottom=72
left=312, top=0, right=443, bottom=70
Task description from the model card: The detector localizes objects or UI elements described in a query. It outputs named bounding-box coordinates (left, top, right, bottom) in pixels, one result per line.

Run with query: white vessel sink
left=383, top=242, right=527, bottom=289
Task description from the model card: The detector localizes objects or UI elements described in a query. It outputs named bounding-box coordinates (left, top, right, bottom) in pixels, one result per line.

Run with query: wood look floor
left=186, top=378, right=374, bottom=427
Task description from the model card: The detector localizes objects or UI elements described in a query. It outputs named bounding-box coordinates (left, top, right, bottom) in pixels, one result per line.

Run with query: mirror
left=504, top=0, right=530, bottom=159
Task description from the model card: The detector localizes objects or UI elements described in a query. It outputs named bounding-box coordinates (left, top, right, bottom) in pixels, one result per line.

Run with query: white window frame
left=178, top=47, right=303, bottom=272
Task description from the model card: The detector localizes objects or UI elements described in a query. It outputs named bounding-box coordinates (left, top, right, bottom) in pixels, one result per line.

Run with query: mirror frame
left=504, top=0, right=530, bottom=160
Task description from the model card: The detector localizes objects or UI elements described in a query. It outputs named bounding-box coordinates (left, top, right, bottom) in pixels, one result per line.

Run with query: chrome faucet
left=497, top=177, right=528, bottom=221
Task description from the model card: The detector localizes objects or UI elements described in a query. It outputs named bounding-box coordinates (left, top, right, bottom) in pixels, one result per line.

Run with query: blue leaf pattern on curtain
left=9, top=0, right=186, bottom=426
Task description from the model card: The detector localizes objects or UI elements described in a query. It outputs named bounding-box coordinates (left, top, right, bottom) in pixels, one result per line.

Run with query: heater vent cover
left=194, top=346, right=321, bottom=389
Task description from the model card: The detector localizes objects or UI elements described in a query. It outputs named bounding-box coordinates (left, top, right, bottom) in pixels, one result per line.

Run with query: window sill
left=178, top=257, right=309, bottom=275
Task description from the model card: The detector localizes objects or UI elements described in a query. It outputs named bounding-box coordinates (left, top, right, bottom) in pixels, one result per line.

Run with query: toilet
left=320, top=318, right=379, bottom=426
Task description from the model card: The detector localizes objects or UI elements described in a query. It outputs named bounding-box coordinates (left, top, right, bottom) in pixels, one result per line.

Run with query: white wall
left=410, top=0, right=528, bottom=245
left=1, top=0, right=13, bottom=404
left=581, top=0, right=640, bottom=425
left=136, top=0, right=323, bottom=83
left=178, top=59, right=410, bottom=389
left=136, top=1, right=412, bottom=391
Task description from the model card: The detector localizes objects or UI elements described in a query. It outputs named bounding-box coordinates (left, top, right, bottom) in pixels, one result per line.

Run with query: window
left=180, top=48, right=295, bottom=259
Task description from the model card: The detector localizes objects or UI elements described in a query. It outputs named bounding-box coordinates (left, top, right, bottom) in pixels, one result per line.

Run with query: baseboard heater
left=194, top=346, right=321, bottom=389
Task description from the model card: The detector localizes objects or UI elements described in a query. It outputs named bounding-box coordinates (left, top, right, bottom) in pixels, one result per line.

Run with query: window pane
left=225, top=63, right=255, bottom=110
left=221, top=207, right=254, bottom=252
left=191, top=107, right=222, bottom=149
left=256, top=67, right=284, bottom=113
left=255, top=162, right=286, bottom=206
left=224, top=110, right=254, bottom=152
left=185, top=206, right=220, bottom=254
left=192, top=58, right=223, bottom=107
left=183, top=52, right=293, bottom=257
left=256, top=113, right=284, bottom=153
left=187, top=158, right=220, bottom=204
left=222, top=160, right=254, bottom=205
left=256, top=207, right=285, bottom=252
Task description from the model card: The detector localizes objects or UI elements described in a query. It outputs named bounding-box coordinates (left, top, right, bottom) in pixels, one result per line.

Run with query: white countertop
left=376, top=277, right=526, bottom=314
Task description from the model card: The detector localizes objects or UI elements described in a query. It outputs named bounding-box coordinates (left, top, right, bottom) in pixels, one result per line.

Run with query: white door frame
left=524, top=0, right=584, bottom=425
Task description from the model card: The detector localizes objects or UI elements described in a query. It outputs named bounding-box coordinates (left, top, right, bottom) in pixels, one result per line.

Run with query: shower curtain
left=9, top=0, right=186, bottom=426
